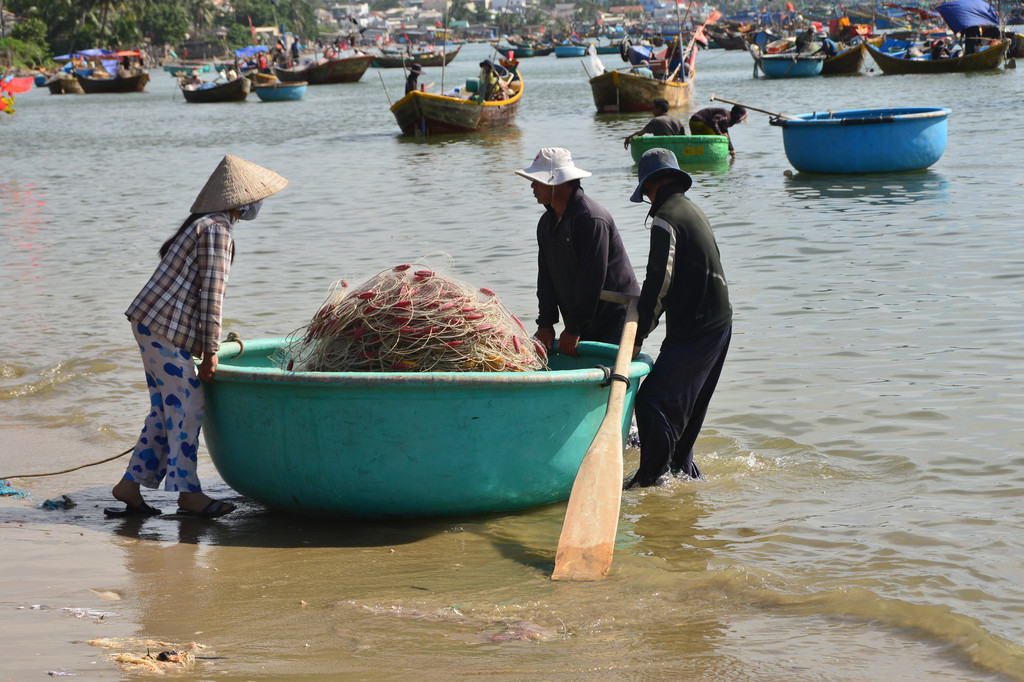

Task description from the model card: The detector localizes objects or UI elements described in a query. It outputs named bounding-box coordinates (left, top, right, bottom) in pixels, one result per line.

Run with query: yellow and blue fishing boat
left=202, top=339, right=651, bottom=518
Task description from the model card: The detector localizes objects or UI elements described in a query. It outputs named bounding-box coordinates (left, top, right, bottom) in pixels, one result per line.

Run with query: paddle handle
left=552, top=293, right=638, bottom=581
left=709, top=92, right=800, bottom=120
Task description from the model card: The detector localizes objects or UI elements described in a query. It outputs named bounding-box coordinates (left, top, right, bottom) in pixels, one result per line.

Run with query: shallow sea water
left=1, top=43, right=1023, bottom=679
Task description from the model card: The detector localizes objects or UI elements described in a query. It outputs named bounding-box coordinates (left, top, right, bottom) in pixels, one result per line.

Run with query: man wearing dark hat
left=405, top=62, right=424, bottom=95
left=515, top=147, right=639, bottom=357
left=688, top=104, right=747, bottom=158
left=623, top=97, right=686, bottom=150
left=626, top=148, right=732, bottom=487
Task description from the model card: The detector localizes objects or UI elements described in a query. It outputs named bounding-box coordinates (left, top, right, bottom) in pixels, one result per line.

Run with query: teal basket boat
left=202, top=339, right=653, bottom=519
left=628, top=134, right=731, bottom=167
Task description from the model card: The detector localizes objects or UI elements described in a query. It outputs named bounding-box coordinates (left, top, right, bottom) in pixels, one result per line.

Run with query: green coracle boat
left=628, top=134, right=731, bottom=168
left=203, top=339, right=652, bottom=518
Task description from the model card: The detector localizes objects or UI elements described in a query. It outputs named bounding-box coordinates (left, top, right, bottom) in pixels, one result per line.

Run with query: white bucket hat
left=190, top=154, right=289, bottom=214
left=515, top=147, right=592, bottom=186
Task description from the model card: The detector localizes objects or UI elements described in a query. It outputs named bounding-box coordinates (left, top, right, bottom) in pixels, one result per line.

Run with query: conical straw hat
left=190, top=155, right=289, bottom=214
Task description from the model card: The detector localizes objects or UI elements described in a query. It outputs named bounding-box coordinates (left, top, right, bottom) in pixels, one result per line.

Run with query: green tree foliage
left=225, top=23, right=254, bottom=49
left=141, top=4, right=190, bottom=46
left=11, top=18, right=50, bottom=49
left=5, top=0, right=319, bottom=57
left=0, top=37, right=49, bottom=67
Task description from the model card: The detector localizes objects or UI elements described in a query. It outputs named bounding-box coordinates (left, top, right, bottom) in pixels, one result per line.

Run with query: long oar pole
left=552, top=291, right=639, bottom=581
left=709, top=92, right=800, bottom=120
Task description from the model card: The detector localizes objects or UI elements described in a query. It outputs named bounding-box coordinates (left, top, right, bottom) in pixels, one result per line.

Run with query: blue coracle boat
left=770, top=107, right=951, bottom=173
left=554, top=43, right=587, bottom=57
left=202, top=339, right=652, bottom=518
left=253, top=80, right=307, bottom=102
left=757, top=53, right=825, bottom=78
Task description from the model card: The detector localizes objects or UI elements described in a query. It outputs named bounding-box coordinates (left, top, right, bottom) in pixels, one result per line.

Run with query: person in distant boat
left=291, top=38, right=301, bottom=63
left=794, top=27, right=817, bottom=53
left=478, top=59, right=499, bottom=101
left=930, top=39, right=951, bottom=60
left=623, top=98, right=686, bottom=149
left=405, top=62, right=424, bottom=95
left=630, top=59, right=654, bottom=78
left=515, top=147, right=640, bottom=358
left=107, top=155, right=288, bottom=520
left=625, top=148, right=732, bottom=488
left=688, top=105, right=747, bottom=158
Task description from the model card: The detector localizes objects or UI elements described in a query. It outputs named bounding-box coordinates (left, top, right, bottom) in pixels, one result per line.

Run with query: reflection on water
left=783, top=169, right=950, bottom=206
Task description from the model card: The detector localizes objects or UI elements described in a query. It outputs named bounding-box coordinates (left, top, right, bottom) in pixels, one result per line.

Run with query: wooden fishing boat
left=822, top=43, right=867, bottom=74
left=589, top=69, right=693, bottom=113
left=45, top=75, right=85, bottom=94
left=202, top=339, right=652, bottom=518
left=627, top=134, right=731, bottom=167
left=276, top=53, right=373, bottom=84
left=75, top=71, right=149, bottom=93
left=865, top=39, right=1008, bottom=74
left=493, top=42, right=535, bottom=58
left=390, top=71, right=524, bottom=135
left=253, top=80, right=307, bottom=101
left=372, top=45, right=461, bottom=68
left=756, top=52, right=826, bottom=78
left=769, top=107, right=951, bottom=173
left=532, top=44, right=555, bottom=56
left=706, top=28, right=749, bottom=51
left=181, top=76, right=250, bottom=103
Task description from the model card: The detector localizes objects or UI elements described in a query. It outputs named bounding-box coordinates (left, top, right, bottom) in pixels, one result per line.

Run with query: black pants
left=630, top=325, right=732, bottom=487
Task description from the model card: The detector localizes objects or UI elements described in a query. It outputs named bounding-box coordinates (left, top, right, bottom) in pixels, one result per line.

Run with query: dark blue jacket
left=536, top=186, right=640, bottom=343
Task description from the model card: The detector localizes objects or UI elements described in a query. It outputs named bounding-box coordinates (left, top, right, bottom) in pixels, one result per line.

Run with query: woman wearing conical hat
left=107, top=155, right=287, bottom=519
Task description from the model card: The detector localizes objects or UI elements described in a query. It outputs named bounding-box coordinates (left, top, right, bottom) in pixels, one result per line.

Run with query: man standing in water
left=627, top=148, right=732, bottom=487
left=515, top=147, right=639, bottom=357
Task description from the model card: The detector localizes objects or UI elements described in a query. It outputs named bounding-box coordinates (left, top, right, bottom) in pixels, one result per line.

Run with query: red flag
left=706, top=10, right=722, bottom=23
left=247, top=15, right=256, bottom=44
left=1, top=76, right=34, bottom=94
left=786, top=1, right=795, bottom=11
left=693, top=25, right=709, bottom=48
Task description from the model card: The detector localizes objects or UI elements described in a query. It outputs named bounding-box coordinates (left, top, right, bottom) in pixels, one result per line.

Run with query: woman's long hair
left=159, top=213, right=202, bottom=258
left=158, top=213, right=236, bottom=263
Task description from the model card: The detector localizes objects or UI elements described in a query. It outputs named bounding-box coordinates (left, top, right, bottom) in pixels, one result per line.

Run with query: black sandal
left=103, top=501, right=162, bottom=518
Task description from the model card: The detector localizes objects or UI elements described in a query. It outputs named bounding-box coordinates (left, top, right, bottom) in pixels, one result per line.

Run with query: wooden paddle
left=709, top=93, right=800, bottom=120
left=552, top=290, right=639, bottom=581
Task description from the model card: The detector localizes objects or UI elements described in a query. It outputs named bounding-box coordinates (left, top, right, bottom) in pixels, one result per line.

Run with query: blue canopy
left=54, top=48, right=115, bottom=61
left=234, top=45, right=269, bottom=58
left=934, top=0, right=999, bottom=33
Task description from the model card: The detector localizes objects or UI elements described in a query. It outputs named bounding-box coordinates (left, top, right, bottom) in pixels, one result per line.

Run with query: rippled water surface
left=2, top=43, right=1023, bottom=679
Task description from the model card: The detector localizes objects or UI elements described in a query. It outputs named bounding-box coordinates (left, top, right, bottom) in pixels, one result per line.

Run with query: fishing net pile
left=275, top=263, right=548, bottom=373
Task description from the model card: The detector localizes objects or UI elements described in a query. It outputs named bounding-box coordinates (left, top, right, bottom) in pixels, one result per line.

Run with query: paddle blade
left=551, top=421, right=624, bottom=581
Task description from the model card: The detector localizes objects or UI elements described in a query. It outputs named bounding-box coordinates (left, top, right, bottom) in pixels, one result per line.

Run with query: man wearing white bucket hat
left=627, top=148, right=732, bottom=488
left=107, top=155, right=288, bottom=519
left=516, top=147, right=639, bottom=357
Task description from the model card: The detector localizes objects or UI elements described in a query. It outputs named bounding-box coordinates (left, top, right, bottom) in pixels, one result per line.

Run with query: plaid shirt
left=125, top=213, right=234, bottom=358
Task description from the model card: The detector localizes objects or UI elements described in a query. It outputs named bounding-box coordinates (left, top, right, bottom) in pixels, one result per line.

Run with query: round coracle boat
left=203, top=339, right=652, bottom=518
left=628, top=134, right=731, bottom=167
left=769, top=106, right=951, bottom=174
